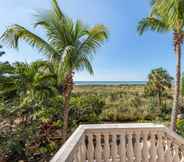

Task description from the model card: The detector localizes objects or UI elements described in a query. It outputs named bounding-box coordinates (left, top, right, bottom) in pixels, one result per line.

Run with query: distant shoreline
left=75, top=81, right=147, bottom=86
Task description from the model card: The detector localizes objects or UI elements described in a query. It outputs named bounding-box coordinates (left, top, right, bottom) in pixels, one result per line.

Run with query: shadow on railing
left=50, top=123, right=184, bottom=162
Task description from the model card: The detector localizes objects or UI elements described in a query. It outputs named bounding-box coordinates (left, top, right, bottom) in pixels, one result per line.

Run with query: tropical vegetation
left=1, top=0, right=108, bottom=140
left=144, top=68, right=173, bottom=111
left=137, top=0, right=184, bottom=131
left=0, top=62, right=174, bottom=161
left=1, top=0, right=184, bottom=161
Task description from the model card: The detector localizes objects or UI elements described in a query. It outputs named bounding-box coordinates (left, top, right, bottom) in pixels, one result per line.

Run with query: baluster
left=149, top=132, right=157, bottom=162
left=87, top=134, right=94, bottom=162
left=173, top=143, right=180, bottom=162
left=69, top=152, right=76, bottom=162
left=165, top=139, right=172, bottom=162
left=127, top=131, right=134, bottom=162
left=79, top=144, right=83, bottom=162
left=134, top=131, right=142, bottom=162
left=157, top=132, right=165, bottom=162
left=104, top=133, right=110, bottom=162
left=95, top=133, right=102, bottom=162
left=80, top=135, right=86, bottom=162
left=142, top=131, right=149, bottom=162
left=120, top=131, right=126, bottom=162
left=73, top=152, right=77, bottom=162
left=180, top=151, right=184, bottom=162
left=112, top=133, right=118, bottom=162
left=74, top=147, right=80, bottom=162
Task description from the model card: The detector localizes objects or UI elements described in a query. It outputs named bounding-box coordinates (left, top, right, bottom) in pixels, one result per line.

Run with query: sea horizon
left=75, top=81, right=147, bottom=85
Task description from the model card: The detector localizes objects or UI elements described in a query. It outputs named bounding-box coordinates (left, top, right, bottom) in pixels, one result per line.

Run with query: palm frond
left=89, top=24, right=108, bottom=41
left=34, top=10, right=51, bottom=28
left=0, top=62, right=14, bottom=75
left=150, top=0, right=184, bottom=31
left=51, top=0, right=64, bottom=19
left=137, top=17, right=169, bottom=35
left=79, top=24, right=108, bottom=55
left=74, top=20, right=88, bottom=41
left=76, top=56, right=94, bottom=74
left=1, top=24, right=58, bottom=58
left=34, top=11, right=71, bottom=52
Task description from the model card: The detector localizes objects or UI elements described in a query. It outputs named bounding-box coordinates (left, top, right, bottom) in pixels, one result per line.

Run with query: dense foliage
left=0, top=58, right=175, bottom=162
left=75, top=84, right=173, bottom=123
left=0, top=61, right=105, bottom=161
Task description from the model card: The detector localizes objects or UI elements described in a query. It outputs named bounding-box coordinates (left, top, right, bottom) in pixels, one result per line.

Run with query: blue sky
left=0, top=0, right=180, bottom=81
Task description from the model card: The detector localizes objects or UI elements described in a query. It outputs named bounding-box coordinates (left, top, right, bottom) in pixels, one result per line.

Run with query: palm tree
left=137, top=0, right=184, bottom=131
left=1, top=0, right=108, bottom=140
left=0, top=61, right=55, bottom=103
left=145, top=68, right=173, bottom=111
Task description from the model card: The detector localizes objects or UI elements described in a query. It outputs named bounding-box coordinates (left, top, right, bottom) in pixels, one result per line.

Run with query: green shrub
left=69, top=95, right=105, bottom=127
left=100, top=96, right=149, bottom=121
left=177, top=119, right=184, bottom=137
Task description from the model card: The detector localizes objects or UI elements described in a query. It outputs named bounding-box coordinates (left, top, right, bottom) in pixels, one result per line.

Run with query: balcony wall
left=50, top=123, right=184, bottom=162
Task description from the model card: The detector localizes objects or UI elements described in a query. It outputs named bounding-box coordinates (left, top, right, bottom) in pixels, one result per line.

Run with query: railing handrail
left=81, top=123, right=165, bottom=130
left=50, top=123, right=184, bottom=162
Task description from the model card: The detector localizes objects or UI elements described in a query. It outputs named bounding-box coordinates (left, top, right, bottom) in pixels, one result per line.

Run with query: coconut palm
left=145, top=68, right=173, bottom=111
left=137, top=0, right=184, bottom=131
left=1, top=0, right=108, bottom=140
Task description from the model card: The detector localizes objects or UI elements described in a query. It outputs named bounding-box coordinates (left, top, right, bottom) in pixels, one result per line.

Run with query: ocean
left=75, top=81, right=147, bottom=86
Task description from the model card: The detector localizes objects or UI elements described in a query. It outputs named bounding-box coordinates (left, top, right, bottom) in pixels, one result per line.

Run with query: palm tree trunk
left=171, top=34, right=182, bottom=131
left=63, top=72, right=73, bottom=142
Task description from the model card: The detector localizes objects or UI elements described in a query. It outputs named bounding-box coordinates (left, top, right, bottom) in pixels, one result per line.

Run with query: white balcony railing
left=50, top=123, right=184, bottom=162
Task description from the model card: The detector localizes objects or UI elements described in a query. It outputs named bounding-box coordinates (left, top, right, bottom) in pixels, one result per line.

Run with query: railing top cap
left=80, top=123, right=165, bottom=130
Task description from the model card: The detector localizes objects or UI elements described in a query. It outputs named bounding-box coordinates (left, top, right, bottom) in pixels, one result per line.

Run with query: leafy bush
left=69, top=95, right=105, bottom=127
left=0, top=94, right=105, bottom=162
left=177, top=119, right=184, bottom=137
left=101, top=96, right=146, bottom=121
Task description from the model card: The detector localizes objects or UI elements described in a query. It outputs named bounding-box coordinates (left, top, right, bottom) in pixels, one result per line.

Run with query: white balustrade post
left=149, top=132, right=157, bottom=162
left=87, top=134, right=94, bottom=162
left=104, top=133, right=110, bottom=162
left=157, top=132, right=165, bottom=162
left=165, top=140, right=172, bottom=162
left=112, top=133, right=118, bottom=162
left=95, top=133, right=102, bottom=162
left=142, top=131, right=149, bottom=162
left=74, top=147, right=80, bottom=162
left=134, top=131, right=142, bottom=162
left=180, top=152, right=184, bottom=162
left=127, top=131, right=134, bottom=162
left=80, top=135, right=86, bottom=162
left=173, top=143, right=180, bottom=162
left=120, top=131, right=126, bottom=162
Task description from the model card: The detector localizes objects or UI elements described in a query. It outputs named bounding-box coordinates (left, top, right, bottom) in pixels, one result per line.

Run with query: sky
left=0, top=0, right=181, bottom=81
